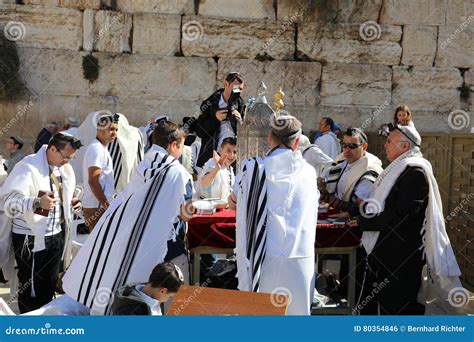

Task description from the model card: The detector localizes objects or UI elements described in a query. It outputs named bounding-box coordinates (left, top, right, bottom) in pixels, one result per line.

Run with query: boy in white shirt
left=82, top=113, right=119, bottom=231
left=197, top=137, right=237, bottom=201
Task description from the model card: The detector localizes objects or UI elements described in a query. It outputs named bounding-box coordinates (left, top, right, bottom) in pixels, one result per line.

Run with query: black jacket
left=111, top=284, right=153, bottom=315
left=358, top=165, right=429, bottom=269
left=34, top=128, right=52, bottom=153
left=192, top=88, right=244, bottom=167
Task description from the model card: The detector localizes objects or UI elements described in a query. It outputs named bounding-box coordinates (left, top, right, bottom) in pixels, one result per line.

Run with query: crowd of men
left=0, top=72, right=463, bottom=316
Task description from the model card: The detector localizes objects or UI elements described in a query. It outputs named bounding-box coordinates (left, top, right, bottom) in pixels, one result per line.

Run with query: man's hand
left=100, top=200, right=109, bottom=210
left=71, top=197, right=82, bottom=213
left=215, top=109, right=227, bottom=122
left=40, top=192, right=56, bottom=210
left=232, top=110, right=242, bottom=121
left=346, top=218, right=359, bottom=227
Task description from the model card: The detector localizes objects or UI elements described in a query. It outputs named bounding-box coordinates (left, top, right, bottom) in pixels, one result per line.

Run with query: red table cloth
left=187, top=209, right=361, bottom=250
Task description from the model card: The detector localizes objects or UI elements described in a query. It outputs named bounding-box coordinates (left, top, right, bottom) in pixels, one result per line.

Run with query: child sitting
left=111, top=261, right=184, bottom=315
left=196, top=137, right=237, bottom=201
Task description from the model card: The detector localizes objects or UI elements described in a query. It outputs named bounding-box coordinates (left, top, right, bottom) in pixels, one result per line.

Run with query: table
left=187, top=209, right=361, bottom=310
left=167, top=285, right=288, bottom=315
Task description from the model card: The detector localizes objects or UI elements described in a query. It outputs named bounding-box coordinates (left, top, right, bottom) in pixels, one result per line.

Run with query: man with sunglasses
left=193, top=72, right=245, bottom=169
left=348, top=125, right=461, bottom=315
left=320, top=128, right=383, bottom=217
left=0, top=132, right=82, bottom=313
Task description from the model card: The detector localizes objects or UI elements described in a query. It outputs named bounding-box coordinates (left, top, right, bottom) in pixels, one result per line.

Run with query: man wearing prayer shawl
left=348, top=124, right=462, bottom=315
left=0, top=133, right=82, bottom=313
left=62, top=121, right=193, bottom=315
left=228, top=114, right=318, bottom=315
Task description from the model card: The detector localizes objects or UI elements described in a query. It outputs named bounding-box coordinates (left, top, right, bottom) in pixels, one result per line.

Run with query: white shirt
left=336, top=160, right=374, bottom=202
left=217, top=95, right=235, bottom=148
left=135, top=284, right=162, bottom=316
left=83, top=139, right=115, bottom=208
left=302, top=145, right=333, bottom=178
left=315, top=132, right=340, bottom=159
left=197, top=158, right=234, bottom=200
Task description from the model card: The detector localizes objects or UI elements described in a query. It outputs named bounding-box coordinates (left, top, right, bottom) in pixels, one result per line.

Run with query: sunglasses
left=341, top=142, right=363, bottom=149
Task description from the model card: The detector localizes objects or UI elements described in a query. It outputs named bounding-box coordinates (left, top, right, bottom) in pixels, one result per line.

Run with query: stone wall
left=0, top=0, right=472, bottom=153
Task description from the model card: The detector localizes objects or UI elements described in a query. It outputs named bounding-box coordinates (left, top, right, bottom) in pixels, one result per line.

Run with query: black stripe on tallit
left=77, top=201, right=123, bottom=303
left=104, top=163, right=173, bottom=314
left=144, top=153, right=160, bottom=179
left=86, top=195, right=133, bottom=308
left=246, top=161, right=260, bottom=259
left=114, top=152, right=122, bottom=189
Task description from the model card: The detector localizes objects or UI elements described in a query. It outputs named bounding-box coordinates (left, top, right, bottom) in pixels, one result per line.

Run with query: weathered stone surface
left=23, top=0, right=59, bottom=6
left=90, top=53, right=217, bottom=102
left=277, top=0, right=383, bottom=23
left=436, top=26, right=474, bottom=68
left=94, top=10, right=132, bottom=53
left=16, top=48, right=90, bottom=96
left=0, top=4, right=82, bottom=50
left=83, top=8, right=94, bottom=52
left=380, top=0, right=445, bottom=25
left=198, top=0, right=275, bottom=20
left=116, top=0, right=194, bottom=14
left=392, top=67, right=463, bottom=111
left=132, top=13, right=181, bottom=56
left=297, top=22, right=402, bottom=65
left=401, top=25, right=437, bottom=66
left=60, top=0, right=101, bottom=9
left=320, top=63, right=392, bottom=107
left=181, top=15, right=295, bottom=60
left=446, top=0, right=474, bottom=26
left=217, top=58, right=321, bottom=108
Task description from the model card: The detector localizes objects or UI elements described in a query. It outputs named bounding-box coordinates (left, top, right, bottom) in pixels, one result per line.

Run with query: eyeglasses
left=341, top=142, right=363, bottom=149
left=56, top=148, right=75, bottom=161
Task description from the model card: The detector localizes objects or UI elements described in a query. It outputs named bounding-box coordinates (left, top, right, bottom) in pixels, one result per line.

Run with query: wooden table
left=167, top=285, right=288, bottom=315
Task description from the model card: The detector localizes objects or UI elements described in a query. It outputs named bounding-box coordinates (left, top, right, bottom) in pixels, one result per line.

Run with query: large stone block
left=297, top=22, right=402, bottom=65
left=198, top=0, right=275, bottom=20
left=277, top=0, right=383, bottom=23
left=446, top=0, right=474, bottom=26
left=89, top=53, right=217, bottom=101
left=436, top=26, right=474, bottom=68
left=0, top=4, right=82, bottom=50
left=217, top=58, right=321, bottom=108
left=181, top=15, right=295, bottom=60
left=16, top=48, right=90, bottom=96
left=94, top=10, right=132, bottom=53
left=83, top=8, right=94, bottom=52
left=132, top=13, right=181, bottom=56
left=392, top=67, right=463, bottom=111
left=22, top=0, right=59, bottom=6
left=465, top=70, right=474, bottom=112
left=320, top=63, right=392, bottom=107
left=380, top=0, right=445, bottom=25
left=401, top=25, right=437, bottom=66
left=116, top=0, right=194, bottom=14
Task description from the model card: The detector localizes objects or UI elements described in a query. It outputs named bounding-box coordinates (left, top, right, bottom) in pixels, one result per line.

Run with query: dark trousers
left=357, top=253, right=425, bottom=315
left=12, top=231, right=65, bottom=313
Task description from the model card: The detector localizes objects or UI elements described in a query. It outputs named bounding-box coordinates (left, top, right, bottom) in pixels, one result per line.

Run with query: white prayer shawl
left=326, top=152, right=383, bottom=202
left=235, top=150, right=318, bottom=293
left=314, top=132, right=340, bottom=159
left=302, top=144, right=333, bottom=178
left=74, top=112, right=144, bottom=194
left=62, top=145, right=191, bottom=315
left=362, top=149, right=461, bottom=280
left=0, top=146, right=75, bottom=253
left=0, top=159, right=14, bottom=281
left=235, top=157, right=268, bottom=292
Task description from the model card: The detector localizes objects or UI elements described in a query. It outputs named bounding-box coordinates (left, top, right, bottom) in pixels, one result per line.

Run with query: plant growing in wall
left=0, top=35, right=26, bottom=99
left=82, top=54, right=100, bottom=83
